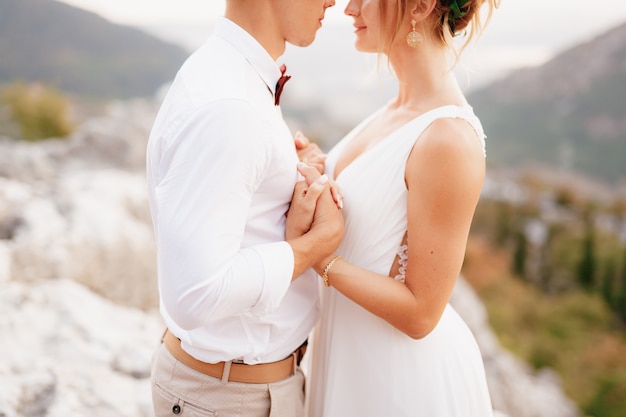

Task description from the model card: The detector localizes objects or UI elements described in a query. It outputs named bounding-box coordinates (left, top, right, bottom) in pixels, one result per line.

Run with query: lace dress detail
left=394, top=244, right=408, bottom=282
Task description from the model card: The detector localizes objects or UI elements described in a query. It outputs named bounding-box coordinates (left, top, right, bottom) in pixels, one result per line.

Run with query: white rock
left=0, top=279, right=163, bottom=417
left=0, top=241, right=11, bottom=283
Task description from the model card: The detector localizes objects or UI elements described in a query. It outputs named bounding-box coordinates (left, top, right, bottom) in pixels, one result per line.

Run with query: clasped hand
left=286, top=134, right=344, bottom=249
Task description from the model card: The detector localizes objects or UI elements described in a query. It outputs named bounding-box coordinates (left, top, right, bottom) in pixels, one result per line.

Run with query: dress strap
left=401, top=105, right=486, bottom=157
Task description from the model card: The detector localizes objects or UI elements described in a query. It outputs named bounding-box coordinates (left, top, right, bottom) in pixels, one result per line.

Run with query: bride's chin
left=354, top=43, right=377, bottom=53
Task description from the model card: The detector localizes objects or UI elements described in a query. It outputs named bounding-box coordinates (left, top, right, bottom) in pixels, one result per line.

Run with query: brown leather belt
left=162, top=329, right=307, bottom=384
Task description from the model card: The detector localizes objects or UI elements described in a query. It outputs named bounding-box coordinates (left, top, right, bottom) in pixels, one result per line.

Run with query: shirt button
left=172, top=404, right=181, bottom=414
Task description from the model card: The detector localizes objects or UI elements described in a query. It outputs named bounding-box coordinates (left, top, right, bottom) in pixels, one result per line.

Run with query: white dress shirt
left=146, top=18, right=319, bottom=364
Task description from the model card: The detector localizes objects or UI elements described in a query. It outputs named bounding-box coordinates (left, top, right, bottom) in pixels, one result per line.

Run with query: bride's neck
left=388, top=46, right=464, bottom=111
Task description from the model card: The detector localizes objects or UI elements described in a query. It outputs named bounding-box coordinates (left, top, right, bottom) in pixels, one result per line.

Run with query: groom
left=145, top=0, right=340, bottom=416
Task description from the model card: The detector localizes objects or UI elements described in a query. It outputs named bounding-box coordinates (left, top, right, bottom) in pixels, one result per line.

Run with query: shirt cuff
left=247, top=241, right=294, bottom=317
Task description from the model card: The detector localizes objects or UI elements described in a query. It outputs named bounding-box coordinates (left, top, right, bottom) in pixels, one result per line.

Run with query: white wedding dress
left=306, top=105, right=494, bottom=417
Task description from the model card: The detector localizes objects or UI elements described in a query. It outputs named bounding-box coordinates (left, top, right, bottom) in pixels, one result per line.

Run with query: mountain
left=468, top=21, right=626, bottom=185
left=0, top=0, right=188, bottom=99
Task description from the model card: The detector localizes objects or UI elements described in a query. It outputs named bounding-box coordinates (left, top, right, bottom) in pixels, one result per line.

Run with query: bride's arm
left=317, top=119, right=485, bottom=339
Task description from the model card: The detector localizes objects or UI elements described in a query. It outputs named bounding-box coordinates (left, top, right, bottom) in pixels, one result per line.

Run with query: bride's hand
left=294, top=131, right=326, bottom=175
left=298, top=162, right=343, bottom=210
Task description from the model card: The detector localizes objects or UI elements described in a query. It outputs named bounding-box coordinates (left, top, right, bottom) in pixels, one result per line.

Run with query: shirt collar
left=213, top=17, right=282, bottom=95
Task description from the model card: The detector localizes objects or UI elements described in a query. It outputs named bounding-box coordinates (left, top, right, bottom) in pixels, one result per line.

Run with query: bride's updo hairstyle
left=379, top=0, right=501, bottom=55
left=434, top=0, right=501, bottom=51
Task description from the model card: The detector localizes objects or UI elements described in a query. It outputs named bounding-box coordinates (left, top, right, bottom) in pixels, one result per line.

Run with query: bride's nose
left=344, top=0, right=359, bottom=17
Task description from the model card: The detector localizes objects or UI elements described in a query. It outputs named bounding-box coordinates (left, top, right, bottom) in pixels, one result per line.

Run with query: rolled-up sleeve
left=153, top=99, right=293, bottom=330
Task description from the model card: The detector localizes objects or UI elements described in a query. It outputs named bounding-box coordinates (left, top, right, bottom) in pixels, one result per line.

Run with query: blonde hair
left=377, top=0, right=501, bottom=56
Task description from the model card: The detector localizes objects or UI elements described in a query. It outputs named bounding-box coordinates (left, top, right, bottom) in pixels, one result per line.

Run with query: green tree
left=495, top=202, right=513, bottom=246
left=513, top=229, right=527, bottom=279
left=1, top=81, right=74, bottom=141
left=601, top=258, right=616, bottom=309
left=618, top=247, right=626, bottom=321
left=578, top=210, right=596, bottom=291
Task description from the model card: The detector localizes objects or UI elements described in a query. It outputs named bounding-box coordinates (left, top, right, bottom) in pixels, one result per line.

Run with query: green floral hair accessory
left=447, top=0, right=470, bottom=33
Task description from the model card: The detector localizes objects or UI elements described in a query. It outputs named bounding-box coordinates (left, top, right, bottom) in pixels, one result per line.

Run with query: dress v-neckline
left=332, top=104, right=465, bottom=181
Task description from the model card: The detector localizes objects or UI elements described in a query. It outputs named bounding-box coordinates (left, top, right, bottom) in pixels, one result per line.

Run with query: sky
left=56, top=0, right=626, bottom=70
left=55, top=1, right=626, bottom=34
left=53, top=0, right=626, bottom=93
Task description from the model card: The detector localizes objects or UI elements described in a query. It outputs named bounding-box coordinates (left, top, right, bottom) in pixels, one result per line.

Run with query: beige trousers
left=151, top=343, right=305, bottom=417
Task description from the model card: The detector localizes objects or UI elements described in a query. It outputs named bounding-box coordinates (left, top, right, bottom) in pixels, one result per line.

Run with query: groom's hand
left=286, top=166, right=344, bottom=281
left=286, top=174, right=330, bottom=240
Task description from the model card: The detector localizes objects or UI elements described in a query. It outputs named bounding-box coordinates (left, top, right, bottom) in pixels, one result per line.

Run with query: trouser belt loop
left=221, top=361, right=232, bottom=384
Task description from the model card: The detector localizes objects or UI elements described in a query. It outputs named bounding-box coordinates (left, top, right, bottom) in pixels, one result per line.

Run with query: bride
left=292, top=0, right=501, bottom=415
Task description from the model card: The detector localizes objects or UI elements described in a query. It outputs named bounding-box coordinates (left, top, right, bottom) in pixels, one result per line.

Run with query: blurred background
left=0, top=0, right=625, bottom=416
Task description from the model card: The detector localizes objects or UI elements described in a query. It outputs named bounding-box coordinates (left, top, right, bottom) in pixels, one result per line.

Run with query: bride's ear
left=409, top=0, right=437, bottom=23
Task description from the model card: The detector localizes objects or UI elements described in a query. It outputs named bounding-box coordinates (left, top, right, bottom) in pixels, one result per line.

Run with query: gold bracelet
left=321, top=255, right=341, bottom=287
